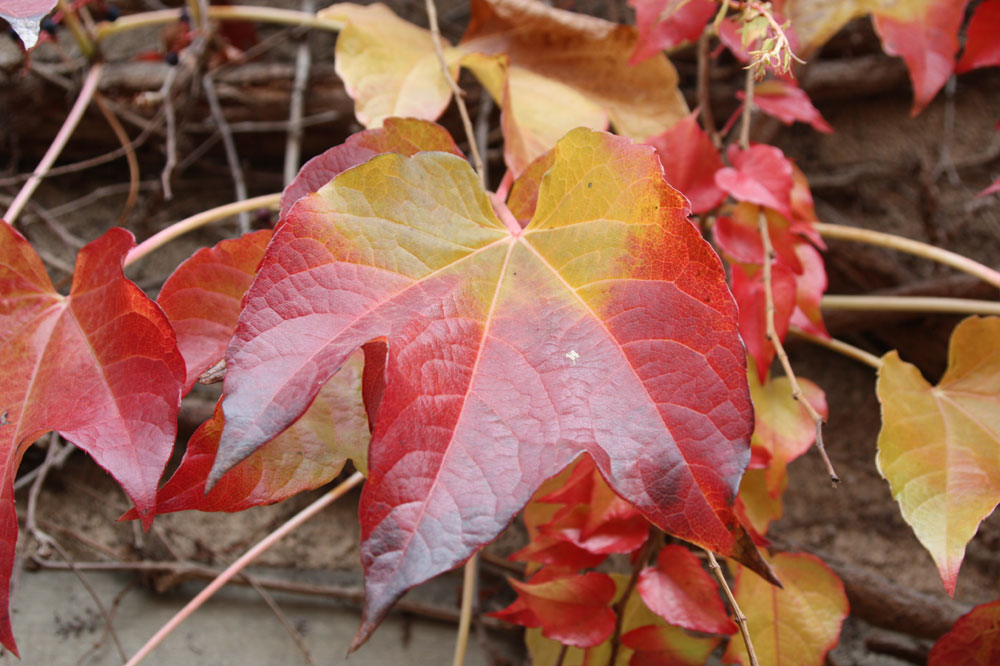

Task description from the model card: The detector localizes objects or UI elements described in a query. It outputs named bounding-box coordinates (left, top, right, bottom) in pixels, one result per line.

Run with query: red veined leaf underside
left=210, top=127, right=774, bottom=649
left=0, top=222, right=184, bottom=655
left=928, top=599, right=1000, bottom=665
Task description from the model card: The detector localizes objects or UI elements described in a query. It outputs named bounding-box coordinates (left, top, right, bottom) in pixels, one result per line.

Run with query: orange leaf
left=723, top=552, right=848, bottom=666
left=876, top=316, right=1000, bottom=595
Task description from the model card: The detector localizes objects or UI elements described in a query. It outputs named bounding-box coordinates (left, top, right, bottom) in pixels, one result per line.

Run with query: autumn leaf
left=629, top=0, right=717, bottom=63
left=524, top=572, right=722, bottom=666
left=736, top=468, right=785, bottom=538
left=0, top=222, right=185, bottom=655
left=955, top=0, right=1000, bottom=73
left=928, top=599, right=1000, bottom=665
left=0, top=0, right=56, bottom=48
left=157, top=229, right=272, bottom=391
left=212, top=127, right=773, bottom=647
left=645, top=112, right=726, bottom=215
left=492, top=569, right=618, bottom=648
left=748, top=361, right=827, bottom=494
left=876, top=316, right=1000, bottom=595
left=738, top=80, right=833, bottom=134
left=723, top=552, right=848, bottom=666
left=280, top=117, right=463, bottom=218
left=715, top=145, right=795, bottom=222
left=636, top=545, right=737, bottom=635
left=319, top=3, right=457, bottom=128
left=459, top=0, right=689, bottom=175
left=130, top=351, right=369, bottom=515
left=731, top=261, right=797, bottom=381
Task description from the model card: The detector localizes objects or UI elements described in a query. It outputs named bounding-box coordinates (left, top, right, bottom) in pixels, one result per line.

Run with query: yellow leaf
left=876, top=316, right=1000, bottom=595
left=724, top=552, right=848, bottom=666
left=320, top=3, right=457, bottom=128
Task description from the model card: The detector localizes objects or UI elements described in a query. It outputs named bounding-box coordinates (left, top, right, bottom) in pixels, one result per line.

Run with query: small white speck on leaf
left=565, top=350, right=580, bottom=365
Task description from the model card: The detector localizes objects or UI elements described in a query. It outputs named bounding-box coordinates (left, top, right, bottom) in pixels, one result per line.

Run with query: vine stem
left=4, top=63, right=104, bottom=225
left=95, top=6, right=344, bottom=41
left=425, top=0, right=485, bottom=187
left=789, top=328, right=883, bottom=370
left=814, top=222, right=1000, bottom=290
left=452, top=553, right=478, bottom=666
left=124, top=471, right=364, bottom=666
left=123, top=193, right=281, bottom=267
left=738, top=66, right=754, bottom=149
left=704, top=550, right=759, bottom=666
left=822, top=295, right=1000, bottom=316
left=759, top=213, right=839, bottom=484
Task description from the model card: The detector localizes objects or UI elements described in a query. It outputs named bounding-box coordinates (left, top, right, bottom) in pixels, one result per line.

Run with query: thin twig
left=474, top=86, right=493, bottom=187
left=75, top=581, right=137, bottom=666
left=822, top=295, right=1000, bottom=316
left=55, top=0, right=96, bottom=59
left=759, top=214, right=839, bottom=483
left=159, top=67, right=179, bottom=200
left=815, top=222, right=1000, bottom=290
left=124, top=192, right=281, bottom=267
left=704, top=550, right=759, bottom=666
left=123, top=471, right=364, bottom=666
left=452, top=553, right=478, bottom=666
left=96, top=6, right=345, bottom=42
left=738, top=66, right=754, bottom=149
left=606, top=538, right=654, bottom=666
left=697, top=26, right=720, bottom=148
left=788, top=328, right=883, bottom=370
left=4, top=63, right=104, bottom=224
left=93, top=94, right=141, bottom=224
left=284, top=0, right=314, bottom=186
left=425, top=0, right=485, bottom=186
left=242, top=574, right=317, bottom=666
left=202, top=73, right=250, bottom=233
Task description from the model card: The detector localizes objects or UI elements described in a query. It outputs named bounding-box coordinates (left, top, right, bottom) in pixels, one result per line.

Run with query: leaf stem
left=704, top=550, right=759, bottom=666
left=425, top=0, right=485, bottom=186
left=821, top=295, right=1000, bottom=316
left=814, top=223, right=1000, bottom=290
left=789, top=328, right=883, bottom=370
left=738, top=66, right=754, bottom=149
left=123, top=193, right=281, bottom=267
left=606, top=537, right=654, bottom=666
left=57, top=0, right=97, bottom=59
left=3, top=63, right=104, bottom=225
left=123, top=471, right=364, bottom=666
left=452, top=554, right=478, bottom=666
left=759, top=213, right=839, bottom=484
left=95, top=6, right=344, bottom=42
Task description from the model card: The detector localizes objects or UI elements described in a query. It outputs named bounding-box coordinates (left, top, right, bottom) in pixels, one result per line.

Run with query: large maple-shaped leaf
left=157, top=230, right=272, bottom=391
left=723, top=552, right=848, bottom=666
left=956, top=0, right=1000, bottom=73
left=0, top=222, right=184, bottom=655
left=212, top=127, right=772, bottom=646
left=636, top=545, right=737, bottom=635
left=0, top=0, right=56, bottom=48
left=876, top=316, right=1000, bottom=595
left=319, top=3, right=457, bottom=128
left=928, top=599, right=1000, bottom=665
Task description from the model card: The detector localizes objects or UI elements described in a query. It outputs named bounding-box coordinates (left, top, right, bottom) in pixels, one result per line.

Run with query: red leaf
left=636, top=545, right=737, bottom=635
left=732, top=262, right=796, bottom=381
left=629, top=0, right=717, bottom=64
left=281, top=118, right=463, bottom=218
left=928, top=599, right=1000, bottom=665
left=645, top=112, right=726, bottom=214
left=157, top=230, right=272, bottom=391
left=872, top=0, right=970, bottom=116
left=789, top=242, right=829, bottom=338
left=738, top=80, right=833, bottom=134
left=212, top=128, right=774, bottom=647
left=956, top=0, right=1000, bottom=73
left=715, top=144, right=795, bottom=221
left=0, top=223, right=184, bottom=655
left=491, top=570, right=617, bottom=648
